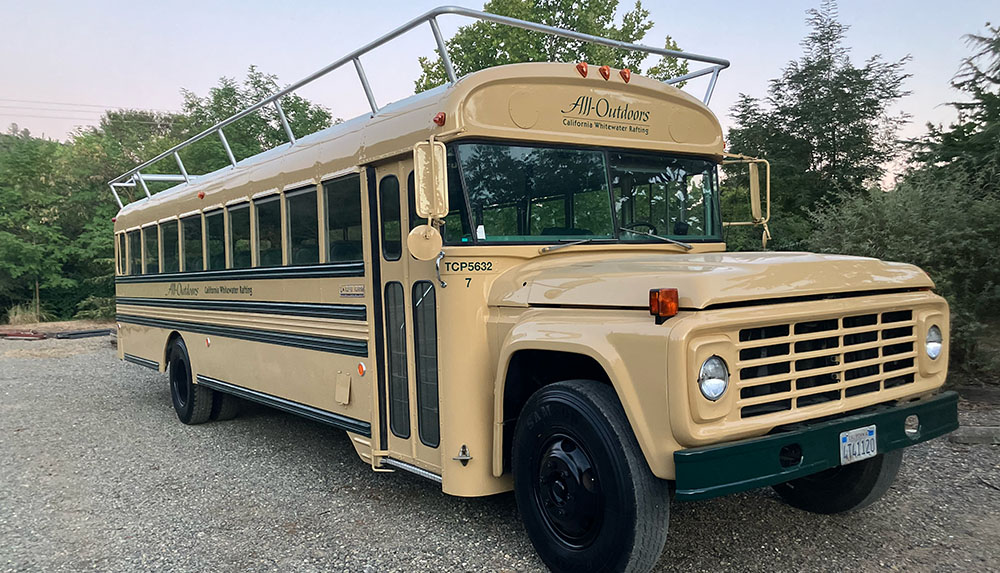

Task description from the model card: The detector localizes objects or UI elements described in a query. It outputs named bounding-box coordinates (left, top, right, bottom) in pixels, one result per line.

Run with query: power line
left=0, top=97, right=179, bottom=113
left=0, top=113, right=176, bottom=125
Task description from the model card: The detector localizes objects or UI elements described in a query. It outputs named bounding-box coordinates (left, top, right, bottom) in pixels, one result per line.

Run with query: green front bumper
left=673, top=391, right=959, bottom=501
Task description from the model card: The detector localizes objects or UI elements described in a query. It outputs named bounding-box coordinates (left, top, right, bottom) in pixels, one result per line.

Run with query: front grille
left=736, top=310, right=917, bottom=419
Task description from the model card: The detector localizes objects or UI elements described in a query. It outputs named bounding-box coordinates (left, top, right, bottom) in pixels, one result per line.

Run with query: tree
left=725, top=0, right=910, bottom=249
left=415, top=0, right=688, bottom=93
left=177, top=66, right=335, bottom=175
left=0, top=68, right=334, bottom=322
left=909, top=23, right=1000, bottom=192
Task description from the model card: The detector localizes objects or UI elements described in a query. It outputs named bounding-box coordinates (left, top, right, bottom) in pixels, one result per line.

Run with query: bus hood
left=491, top=251, right=933, bottom=310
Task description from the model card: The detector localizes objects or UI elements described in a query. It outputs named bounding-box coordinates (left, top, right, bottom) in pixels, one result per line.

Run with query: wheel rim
left=532, top=433, right=604, bottom=548
left=170, top=353, right=189, bottom=408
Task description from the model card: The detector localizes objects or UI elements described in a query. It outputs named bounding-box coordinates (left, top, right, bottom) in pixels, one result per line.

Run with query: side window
left=286, top=187, right=318, bottom=265
left=407, top=171, right=420, bottom=230
left=255, top=196, right=282, bottom=267
left=181, top=215, right=203, bottom=271
left=160, top=220, right=179, bottom=273
left=380, top=175, right=401, bottom=261
left=412, top=281, right=440, bottom=447
left=117, top=233, right=125, bottom=275
left=143, top=226, right=159, bottom=274
left=324, top=174, right=363, bottom=263
left=228, top=203, right=251, bottom=269
left=384, top=281, right=410, bottom=438
left=205, top=210, right=226, bottom=270
left=127, top=231, right=141, bottom=275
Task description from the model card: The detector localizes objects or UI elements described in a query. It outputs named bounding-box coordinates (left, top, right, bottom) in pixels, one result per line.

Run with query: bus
left=110, top=6, right=958, bottom=573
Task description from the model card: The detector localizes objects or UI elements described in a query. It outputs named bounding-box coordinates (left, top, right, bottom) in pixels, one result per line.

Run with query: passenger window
left=127, top=230, right=141, bottom=275
left=117, top=233, right=126, bottom=275
left=325, top=174, right=364, bottom=263
left=286, top=187, right=318, bottom=265
left=380, top=175, right=401, bottom=261
left=160, top=220, right=179, bottom=273
left=255, top=196, right=282, bottom=267
left=228, top=203, right=251, bottom=269
left=143, top=226, right=159, bottom=274
left=181, top=215, right=203, bottom=271
left=205, top=210, right=226, bottom=270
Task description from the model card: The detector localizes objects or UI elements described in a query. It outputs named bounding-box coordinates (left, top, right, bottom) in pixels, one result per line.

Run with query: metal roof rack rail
left=108, top=5, right=730, bottom=209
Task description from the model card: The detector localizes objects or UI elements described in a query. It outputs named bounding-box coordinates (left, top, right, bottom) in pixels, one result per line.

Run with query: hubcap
left=533, top=433, right=603, bottom=548
left=170, top=354, right=189, bottom=407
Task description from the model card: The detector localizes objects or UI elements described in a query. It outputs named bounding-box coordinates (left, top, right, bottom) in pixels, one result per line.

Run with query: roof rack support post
left=218, top=129, right=237, bottom=167
left=173, top=152, right=190, bottom=183
left=135, top=173, right=151, bottom=198
left=109, top=185, right=123, bottom=209
left=274, top=101, right=296, bottom=145
left=703, top=66, right=722, bottom=105
left=429, top=17, right=457, bottom=83
left=353, top=58, right=379, bottom=114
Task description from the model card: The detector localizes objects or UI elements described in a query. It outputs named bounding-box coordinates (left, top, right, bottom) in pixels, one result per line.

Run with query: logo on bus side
left=560, top=96, right=651, bottom=136
left=166, top=283, right=200, bottom=297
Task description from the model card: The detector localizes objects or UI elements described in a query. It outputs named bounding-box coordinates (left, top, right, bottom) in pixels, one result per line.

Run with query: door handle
left=435, top=251, right=447, bottom=288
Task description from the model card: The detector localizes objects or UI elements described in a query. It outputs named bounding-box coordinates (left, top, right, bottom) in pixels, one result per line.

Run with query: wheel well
left=500, top=349, right=611, bottom=473
left=163, top=331, right=183, bottom=370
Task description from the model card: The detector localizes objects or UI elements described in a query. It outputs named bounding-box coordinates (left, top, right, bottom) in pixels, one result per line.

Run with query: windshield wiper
left=619, top=225, right=693, bottom=250
left=538, top=238, right=598, bottom=254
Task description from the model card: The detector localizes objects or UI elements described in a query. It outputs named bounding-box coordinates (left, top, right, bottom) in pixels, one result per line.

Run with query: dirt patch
left=2, top=345, right=94, bottom=359
left=3, top=319, right=114, bottom=334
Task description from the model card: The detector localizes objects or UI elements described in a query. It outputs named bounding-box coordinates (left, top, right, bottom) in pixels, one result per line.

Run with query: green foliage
left=807, top=169, right=1000, bottom=369
left=0, top=68, right=332, bottom=323
left=808, top=23, right=1000, bottom=372
left=724, top=0, right=909, bottom=249
left=415, top=0, right=688, bottom=92
left=909, top=23, right=1000, bottom=194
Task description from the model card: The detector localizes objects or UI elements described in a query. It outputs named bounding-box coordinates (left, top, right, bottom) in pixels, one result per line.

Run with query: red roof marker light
left=576, top=62, right=588, bottom=77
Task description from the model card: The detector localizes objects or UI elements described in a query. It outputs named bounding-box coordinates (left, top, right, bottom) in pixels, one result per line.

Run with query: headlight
left=698, top=356, right=729, bottom=401
left=925, top=325, right=942, bottom=360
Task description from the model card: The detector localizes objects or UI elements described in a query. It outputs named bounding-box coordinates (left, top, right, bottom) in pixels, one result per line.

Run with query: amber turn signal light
left=649, top=288, right=679, bottom=323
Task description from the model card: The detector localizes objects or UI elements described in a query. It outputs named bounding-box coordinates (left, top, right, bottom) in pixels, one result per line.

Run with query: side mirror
left=722, top=154, right=771, bottom=247
left=749, top=163, right=762, bottom=222
left=413, top=140, right=449, bottom=220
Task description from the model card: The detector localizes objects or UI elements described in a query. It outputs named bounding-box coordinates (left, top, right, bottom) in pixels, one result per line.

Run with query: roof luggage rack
left=108, top=5, right=729, bottom=209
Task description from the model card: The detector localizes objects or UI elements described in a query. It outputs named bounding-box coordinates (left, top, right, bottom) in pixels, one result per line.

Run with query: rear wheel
left=772, top=450, right=903, bottom=514
left=211, top=392, right=241, bottom=421
left=512, top=380, right=669, bottom=573
left=168, top=337, right=213, bottom=425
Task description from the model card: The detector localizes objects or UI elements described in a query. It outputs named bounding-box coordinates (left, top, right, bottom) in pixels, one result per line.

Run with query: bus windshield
left=450, top=142, right=722, bottom=244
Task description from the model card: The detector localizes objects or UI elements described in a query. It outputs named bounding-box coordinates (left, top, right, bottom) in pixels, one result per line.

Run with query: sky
left=1, top=0, right=994, bottom=144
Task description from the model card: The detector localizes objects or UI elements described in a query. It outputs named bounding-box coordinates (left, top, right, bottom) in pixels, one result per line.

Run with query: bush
left=5, top=302, right=55, bottom=325
left=807, top=168, right=1000, bottom=372
left=73, top=295, right=115, bottom=320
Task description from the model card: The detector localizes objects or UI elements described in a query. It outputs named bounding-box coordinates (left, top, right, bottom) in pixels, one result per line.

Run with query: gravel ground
left=1, top=335, right=998, bottom=572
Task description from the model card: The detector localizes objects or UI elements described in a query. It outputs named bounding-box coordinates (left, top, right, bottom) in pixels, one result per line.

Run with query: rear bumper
left=673, top=391, right=959, bottom=501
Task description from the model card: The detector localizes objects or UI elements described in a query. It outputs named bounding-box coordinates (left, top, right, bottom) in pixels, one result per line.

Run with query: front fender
left=490, top=306, right=684, bottom=479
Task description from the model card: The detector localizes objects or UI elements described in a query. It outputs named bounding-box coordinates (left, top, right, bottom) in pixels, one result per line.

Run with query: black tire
left=772, top=450, right=903, bottom=514
left=167, top=337, right=213, bottom=425
left=512, top=380, right=669, bottom=573
left=211, top=391, right=241, bottom=421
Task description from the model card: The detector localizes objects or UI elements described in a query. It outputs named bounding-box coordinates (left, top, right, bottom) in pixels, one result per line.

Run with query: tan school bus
left=109, top=7, right=958, bottom=572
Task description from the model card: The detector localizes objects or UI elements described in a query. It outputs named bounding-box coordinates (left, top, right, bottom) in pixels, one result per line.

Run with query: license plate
left=839, top=425, right=877, bottom=465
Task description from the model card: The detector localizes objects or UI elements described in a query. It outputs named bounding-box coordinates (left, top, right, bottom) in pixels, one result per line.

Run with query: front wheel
left=512, top=380, right=669, bottom=573
left=772, top=450, right=903, bottom=514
